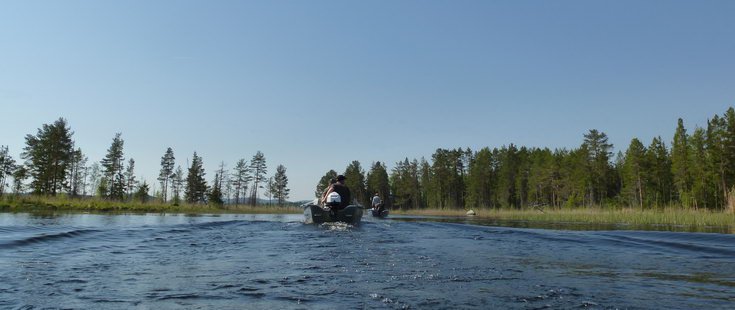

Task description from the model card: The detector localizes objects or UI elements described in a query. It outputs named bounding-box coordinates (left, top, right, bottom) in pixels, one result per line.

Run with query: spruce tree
left=185, top=152, right=208, bottom=204
left=208, top=172, right=224, bottom=205
left=134, top=181, right=150, bottom=203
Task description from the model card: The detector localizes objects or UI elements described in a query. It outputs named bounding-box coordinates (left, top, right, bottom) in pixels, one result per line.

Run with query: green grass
left=394, top=207, right=735, bottom=228
left=0, top=195, right=302, bottom=214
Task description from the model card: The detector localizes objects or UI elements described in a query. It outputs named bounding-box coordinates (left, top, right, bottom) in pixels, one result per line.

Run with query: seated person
left=324, top=175, right=351, bottom=210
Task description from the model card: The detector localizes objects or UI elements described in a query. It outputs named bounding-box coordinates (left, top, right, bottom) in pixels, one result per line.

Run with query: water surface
left=1, top=212, right=733, bottom=309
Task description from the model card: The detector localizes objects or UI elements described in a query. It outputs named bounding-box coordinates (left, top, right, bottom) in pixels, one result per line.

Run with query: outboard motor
left=326, top=192, right=341, bottom=208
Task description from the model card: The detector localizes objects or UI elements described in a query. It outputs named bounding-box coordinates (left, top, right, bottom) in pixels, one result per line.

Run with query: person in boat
left=320, top=178, right=337, bottom=205
left=371, top=192, right=385, bottom=214
left=324, top=175, right=351, bottom=211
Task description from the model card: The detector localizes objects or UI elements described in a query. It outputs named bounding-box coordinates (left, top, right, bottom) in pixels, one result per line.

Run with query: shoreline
left=394, top=208, right=735, bottom=228
left=2, top=196, right=734, bottom=229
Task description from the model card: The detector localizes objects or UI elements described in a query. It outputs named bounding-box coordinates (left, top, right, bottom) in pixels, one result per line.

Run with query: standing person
left=327, top=175, right=351, bottom=210
left=371, top=192, right=384, bottom=214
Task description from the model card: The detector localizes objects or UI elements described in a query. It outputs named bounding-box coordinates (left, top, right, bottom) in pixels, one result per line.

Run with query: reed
left=0, top=195, right=301, bottom=214
left=393, top=207, right=735, bottom=227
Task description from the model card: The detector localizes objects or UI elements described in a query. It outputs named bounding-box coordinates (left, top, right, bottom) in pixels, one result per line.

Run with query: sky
left=1, top=0, right=734, bottom=201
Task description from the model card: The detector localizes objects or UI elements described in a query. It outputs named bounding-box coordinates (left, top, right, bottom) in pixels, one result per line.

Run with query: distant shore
left=393, top=207, right=735, bottom=228
left=2, top=196, right=734, bottom=230
left=0, top=195, right=301, bottom=214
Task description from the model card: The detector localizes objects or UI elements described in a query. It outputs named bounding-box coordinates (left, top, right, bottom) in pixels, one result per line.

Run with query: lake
left=1, top=212, right=733, bottom=309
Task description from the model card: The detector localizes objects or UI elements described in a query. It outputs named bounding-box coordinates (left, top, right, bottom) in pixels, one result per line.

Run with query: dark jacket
left=331, top=183, right=351, bottom=209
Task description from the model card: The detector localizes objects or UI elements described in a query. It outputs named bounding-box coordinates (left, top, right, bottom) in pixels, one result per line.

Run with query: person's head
left=336, top=175, right=346, bottom=184
left=374, top=192, right=379, bottom=196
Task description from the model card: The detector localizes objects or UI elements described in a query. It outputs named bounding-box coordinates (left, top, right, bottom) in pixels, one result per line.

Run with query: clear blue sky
left=1, top=1, right=734, bottom=201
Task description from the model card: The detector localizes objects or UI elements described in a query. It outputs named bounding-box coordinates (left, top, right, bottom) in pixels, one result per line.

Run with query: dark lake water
left=1, top=212, right=734, bottom=309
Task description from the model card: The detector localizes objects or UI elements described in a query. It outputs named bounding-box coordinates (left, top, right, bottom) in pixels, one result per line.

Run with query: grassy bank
left=4, top=195, right=734, bottom=229
left=394, top=207, right=735, bottom=228
left=0, top=195, right=302, bottom=214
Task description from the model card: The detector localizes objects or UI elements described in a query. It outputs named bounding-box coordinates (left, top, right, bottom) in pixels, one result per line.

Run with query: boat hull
left=304, top=204, right=363, bottom=225
left=371, top=208, right=389, bottom=218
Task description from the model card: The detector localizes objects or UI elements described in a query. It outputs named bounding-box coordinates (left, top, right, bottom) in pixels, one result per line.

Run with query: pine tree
left=708, top=115, right=731, bottom=207
left=249, top=151, right=267, bottom=205
left=367, top=162, right=390, bottom=208
left=88, top=162, right=102, bottom=197
left=431, top=149, right=465, bottom=208
left=0, top=146, right=16, bottom=196
left=158, top=147, right=175, bottom=202
left=724, top=107, right=735, bottom=210
left=390, top=158, right=421, bottom=210
left=185, top=152, right=208, bottom=204
left=273, top=164, right=290, bottom=206
left=12, top=165, right=28, bottom=195
left=21, top=118, right=75, bottom=195
left=343, top=160, right=367, bottom=206
left=264, top=177, right=274, bottom=205
left=67, top=147, right=86, bottom=196
left=646, top=137, right=672, bottom=207
left=671, top=118, right=692, bottom=206
left=418, top=158, right=432, bottom=209
left=232, top=159, right=251, bottom=205
left=622, top=138, right=648, bottom=209
left=496, top=145, right=520, bottom=209
left=315, top=170, right=338, bottom=199
left=125, top=158, right=137, bottom=200
left=582, top=129, right=614, bottom=205
left=171, top=165, right=184, bottom=205
left=689, top=127, right=713, bottom=208
left=100, top=133, right=126, bottom=200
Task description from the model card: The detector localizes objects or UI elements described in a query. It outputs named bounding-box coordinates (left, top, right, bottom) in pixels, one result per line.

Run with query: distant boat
left=371, top=208, right=389, bottom=218
left=303, top=204, right=363, bottom=225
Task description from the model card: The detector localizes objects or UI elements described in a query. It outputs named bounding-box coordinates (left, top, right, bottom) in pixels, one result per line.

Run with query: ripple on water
left=1, top=213, right=734, bottom=309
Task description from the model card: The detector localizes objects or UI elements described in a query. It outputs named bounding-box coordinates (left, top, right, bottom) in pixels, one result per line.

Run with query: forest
left=2, top=106, right=735, bottom=213
left=318, top=107, right=735, bottom=212
left=0, top=120, right=290, bottom=207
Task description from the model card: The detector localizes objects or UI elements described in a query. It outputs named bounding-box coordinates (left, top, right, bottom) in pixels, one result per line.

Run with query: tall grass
left=394, top=207, right=735, bottom=227
left=0, top=195, right=301, bottom=214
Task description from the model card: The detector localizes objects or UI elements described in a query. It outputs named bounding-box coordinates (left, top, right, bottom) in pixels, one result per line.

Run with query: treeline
left=318, top=107, right=735, bottom=211
left=0, top=118, right=291, bottom=206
